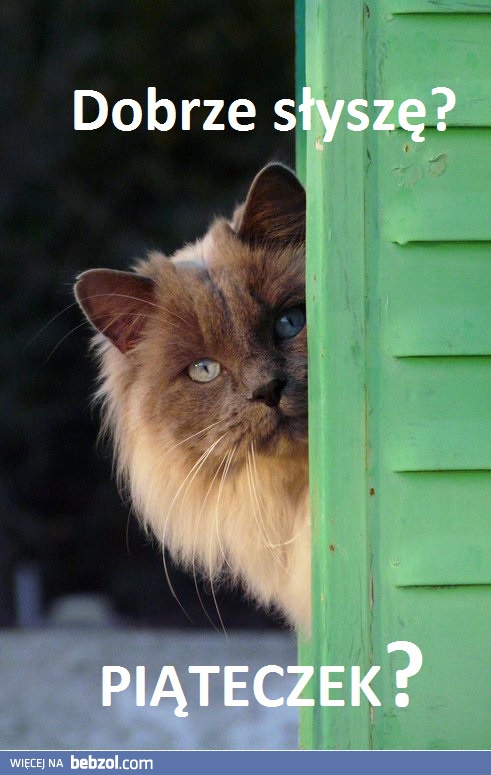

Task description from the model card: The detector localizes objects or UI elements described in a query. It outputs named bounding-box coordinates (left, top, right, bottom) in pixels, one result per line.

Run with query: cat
left=74, top=163, right=310, bottom=632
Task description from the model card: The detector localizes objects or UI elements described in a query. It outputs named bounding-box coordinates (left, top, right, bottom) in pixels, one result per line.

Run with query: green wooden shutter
left=298, top=0, right=491, bottom=749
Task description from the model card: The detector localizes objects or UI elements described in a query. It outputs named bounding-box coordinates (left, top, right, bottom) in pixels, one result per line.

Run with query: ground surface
left=0, top=630, right=298, bottom=750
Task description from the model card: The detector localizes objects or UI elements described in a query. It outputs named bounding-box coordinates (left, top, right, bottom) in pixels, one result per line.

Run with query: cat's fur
left=74, top=164, right=310, bottom=631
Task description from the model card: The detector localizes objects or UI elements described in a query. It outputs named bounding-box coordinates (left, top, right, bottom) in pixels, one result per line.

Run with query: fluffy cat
left=74, top=163, right=310, bottom=632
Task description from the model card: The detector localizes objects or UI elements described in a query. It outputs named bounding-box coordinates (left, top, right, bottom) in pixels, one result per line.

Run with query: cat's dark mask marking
left=74, top=164, right=305, bottom=355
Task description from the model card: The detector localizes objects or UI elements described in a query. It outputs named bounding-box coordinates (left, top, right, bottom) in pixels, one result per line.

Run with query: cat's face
left=142, top=223, right=306, bottom=463
left=75, top=164, right=306, bottom=467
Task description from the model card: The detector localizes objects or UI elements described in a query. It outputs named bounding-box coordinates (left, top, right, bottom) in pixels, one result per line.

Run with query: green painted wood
left=299, top=0, right=491, bottom=750
left=386, top=357, right=491, bottom=471
left=387, top=0, right=491, bottom=13
left=295, top=0, right=316, bottom=752
left=380, top=16, right=491, bottom=126
left=381, top=130, right=491, bottom=243
left=382, top=244, right=491, bottom=356
left=302, top=0, right=373, bottom=750
left=366, top=0, right=491, bottom=749
left=392, top=471, right=491, bottom=586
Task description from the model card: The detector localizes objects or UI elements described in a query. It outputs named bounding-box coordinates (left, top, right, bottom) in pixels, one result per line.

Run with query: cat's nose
left=251, top=378, right=287, bottom=408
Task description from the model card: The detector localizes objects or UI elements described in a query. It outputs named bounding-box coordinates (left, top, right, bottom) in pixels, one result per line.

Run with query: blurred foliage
left=0, top=0, right=295, bottom=626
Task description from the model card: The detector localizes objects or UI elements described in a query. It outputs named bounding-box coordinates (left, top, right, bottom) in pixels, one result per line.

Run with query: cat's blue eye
left=187, top=358, right=221, bottom=383
left=274, top=306, right=305, bottom=339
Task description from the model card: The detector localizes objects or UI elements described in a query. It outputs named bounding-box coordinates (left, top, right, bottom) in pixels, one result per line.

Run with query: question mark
left=431, top=87, right=456, bottom=131
left=387, top=641, right=423, bottom=707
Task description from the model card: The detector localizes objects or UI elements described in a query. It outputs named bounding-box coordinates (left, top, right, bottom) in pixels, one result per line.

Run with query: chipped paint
left=392, top=152, right=448, bottom=187
left=427, top=152, right=448, bottom=176
left=392, top=162, right=424, bottom=187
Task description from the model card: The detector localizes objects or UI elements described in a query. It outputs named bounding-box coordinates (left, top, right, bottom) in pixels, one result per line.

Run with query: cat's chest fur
left=130, top=411, right=311, bottom=631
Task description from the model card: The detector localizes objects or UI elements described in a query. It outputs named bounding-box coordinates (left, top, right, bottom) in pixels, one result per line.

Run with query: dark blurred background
left=0, top=0, right=295, bottom=629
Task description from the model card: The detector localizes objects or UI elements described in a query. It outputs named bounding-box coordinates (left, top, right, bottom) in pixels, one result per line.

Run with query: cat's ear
left=235, top=163, right=305, bottom=247
left=74, top=268, right=155, bottom=354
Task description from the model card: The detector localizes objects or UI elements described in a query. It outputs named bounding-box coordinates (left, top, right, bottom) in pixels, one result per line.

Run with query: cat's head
left=74, top=164, right=307, bottom=467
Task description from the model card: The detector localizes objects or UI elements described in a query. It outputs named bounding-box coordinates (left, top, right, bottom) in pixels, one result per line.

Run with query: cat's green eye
left=187, top=358, right=221, bottom=383
left=274, top=306, right=305, bottom=340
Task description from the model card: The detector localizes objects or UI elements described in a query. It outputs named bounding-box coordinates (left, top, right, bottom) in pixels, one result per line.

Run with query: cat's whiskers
left=128, top=418, right=225, bottom=537
left=190, top=447, right=234, bottom=635
left=207, top=445, right=237, bottom=639
left=252, top=441, right=304, bottom=564
left=251, top=441, right=307, bottom=550
left=250, top=440, right=281, bottom=544
left=245, top=449, right=271, bottom=553
left=42, top=319, right=100, bottom=364
left=159, top=434, right=227, bottom=619
left=33, top=293, right=158, bottom=358
left=156, top=307, right=190, bottom=326
left=189, top=447, right=229, bottom=565
left=79, top=291, right=176, bottom=316
left=82, top=291, right=191, bottom=331
left=25, top=299, right=85, bottom=351
left=213, top=446, right=236, bottom=572
left=119, top=422, right=235, bottom=531
left=156, top=419, right=226, bottom=461
left=245, top=448, right=284, bottom=568
left=119, top=425, right=227, bottom=622
left=160, top=433, right=227, bottom=540
left=40, top=307, right=186, bottom=365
